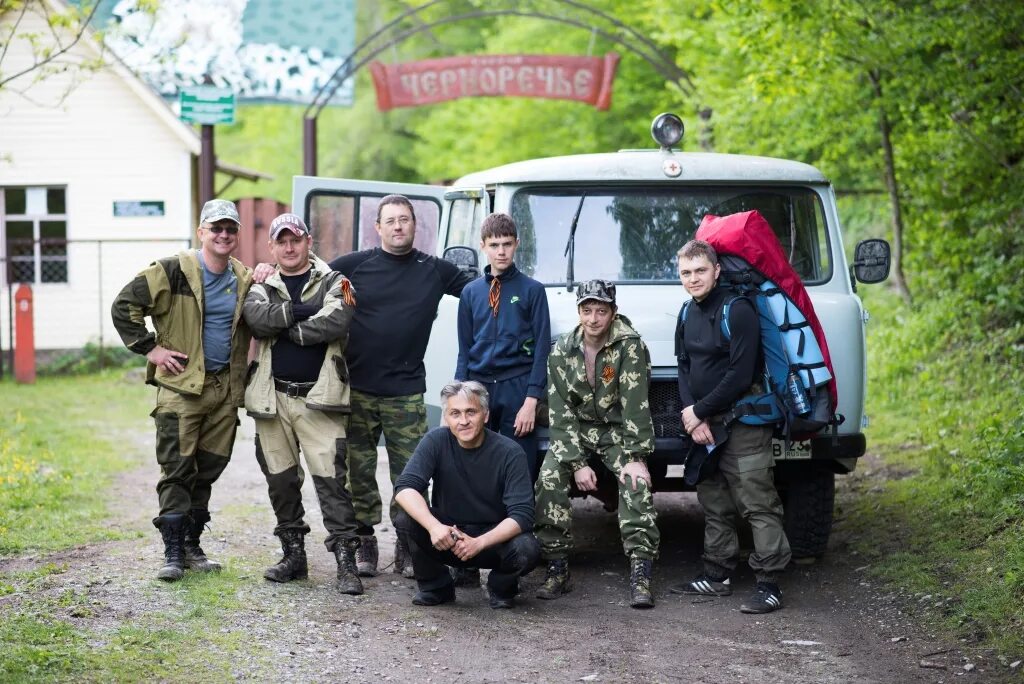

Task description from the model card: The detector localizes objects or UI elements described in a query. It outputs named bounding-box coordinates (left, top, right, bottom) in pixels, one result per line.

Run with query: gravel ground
left=2, top=417, right=1020, bottom=683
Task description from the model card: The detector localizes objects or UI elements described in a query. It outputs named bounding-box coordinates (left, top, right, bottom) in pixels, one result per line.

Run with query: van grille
left=649, top=379, right=683, bottom=438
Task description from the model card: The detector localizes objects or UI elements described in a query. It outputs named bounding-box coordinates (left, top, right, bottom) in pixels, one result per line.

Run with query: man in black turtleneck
left=329, top=194, right=472, bottom=579
left=672, top=238, right=791, bottom=615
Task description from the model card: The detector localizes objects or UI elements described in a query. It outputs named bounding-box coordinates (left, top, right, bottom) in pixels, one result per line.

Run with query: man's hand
left=451, top=526, right=486, bottom=561
left=429, top=523, right=459, bottom=551
left=681, top=405, right=702, bottom=434
left=513, top=397, right=538, bottom=437
left=252, top=262, right=275, bottom=284
left=619, top=461, right=651, bottom=491
left=691, top=420, right=715, bottom=446
left=146, top=346, right=188, bottom=375
left=574, top=465, right=598, bottom=492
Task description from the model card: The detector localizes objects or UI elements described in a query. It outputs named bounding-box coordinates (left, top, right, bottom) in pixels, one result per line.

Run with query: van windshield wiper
left=564, top=193, right=587, bottom=291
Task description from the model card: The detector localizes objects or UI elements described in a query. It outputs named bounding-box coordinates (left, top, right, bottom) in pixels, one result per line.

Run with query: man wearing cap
left=327, top=194, right=473, bottom=579
left=242, top=213, right=364, bottom=595
left=112, top=199, right=252, bottom=582
left=533, top=279, right=660, bottom=609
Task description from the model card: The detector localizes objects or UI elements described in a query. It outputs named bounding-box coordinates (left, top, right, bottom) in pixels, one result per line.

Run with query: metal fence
left=1, top=237, right=192, bottom=377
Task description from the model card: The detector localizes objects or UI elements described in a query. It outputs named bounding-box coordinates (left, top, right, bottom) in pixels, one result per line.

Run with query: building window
left=2, top=187, right=68, bottom=284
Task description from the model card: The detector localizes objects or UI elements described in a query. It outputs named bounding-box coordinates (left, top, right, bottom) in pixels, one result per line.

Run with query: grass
left=0, top=569, right=257, bottom=682
left=844, top=285, right=1024, bottom=655
left=0, top=371, right=152, bottom=553
left=0, top=371, right=279, bottom=681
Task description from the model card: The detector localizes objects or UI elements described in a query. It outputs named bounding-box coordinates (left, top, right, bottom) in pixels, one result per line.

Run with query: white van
left=293, top=113, right=890, bottom=559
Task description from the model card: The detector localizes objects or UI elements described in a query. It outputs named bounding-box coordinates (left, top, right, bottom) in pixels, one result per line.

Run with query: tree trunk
left=868, top=70, right=912, bottom=303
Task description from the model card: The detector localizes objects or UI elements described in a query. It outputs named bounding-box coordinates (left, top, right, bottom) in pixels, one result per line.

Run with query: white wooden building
left=0, top=1, right=261, bottom=356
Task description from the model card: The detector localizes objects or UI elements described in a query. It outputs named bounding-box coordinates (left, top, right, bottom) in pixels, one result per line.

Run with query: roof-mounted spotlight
left=651, top=112, right=684, bottom=151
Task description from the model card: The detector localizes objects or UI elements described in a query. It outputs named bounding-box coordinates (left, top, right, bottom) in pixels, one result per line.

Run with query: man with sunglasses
left=112, top=199, right=252, bottom=582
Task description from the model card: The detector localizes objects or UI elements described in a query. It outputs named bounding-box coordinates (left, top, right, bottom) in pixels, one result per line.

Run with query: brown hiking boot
left=393, top=535, right=415, bottom=579
left=355, top=534, right=378, bottom=577
left=334, top=538, right=365, bottom=595
left=264, top=529, right=308, bottom=583
left=629, top=556, right=654, bottom=609
left=535, top=559, right=572, bottom=600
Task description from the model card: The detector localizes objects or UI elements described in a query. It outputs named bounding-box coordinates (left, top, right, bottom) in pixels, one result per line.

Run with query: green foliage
left=855, top=286, right=1024, bottom=653
left=38, top=341, right=143, bottom=376
left=0, top=372, right=150, bottom=553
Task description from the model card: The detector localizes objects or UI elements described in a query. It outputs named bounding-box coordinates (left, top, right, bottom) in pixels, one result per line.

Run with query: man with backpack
left=673, top=239, right=791, bottom=614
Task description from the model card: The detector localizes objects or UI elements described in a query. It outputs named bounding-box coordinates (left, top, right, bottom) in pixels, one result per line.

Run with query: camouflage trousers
left=534, top=439, right=660, bottom=561
left=345, top=389, right=427, bottom=534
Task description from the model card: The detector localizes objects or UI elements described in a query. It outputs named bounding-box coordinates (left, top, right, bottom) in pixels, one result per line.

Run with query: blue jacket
left=455, top=264, right=550, bottom=399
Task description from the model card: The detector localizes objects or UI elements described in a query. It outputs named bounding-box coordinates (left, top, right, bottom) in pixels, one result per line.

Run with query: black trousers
left=394, top=510, right=540, bottom=598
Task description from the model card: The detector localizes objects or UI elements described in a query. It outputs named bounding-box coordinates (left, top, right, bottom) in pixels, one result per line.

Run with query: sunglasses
left=206, top=223, right=240, bottom=234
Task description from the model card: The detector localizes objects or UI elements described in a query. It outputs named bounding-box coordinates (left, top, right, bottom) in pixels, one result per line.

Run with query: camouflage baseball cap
left=576, top=279, right=616, bottom=306
left=199, top=199, right=241, bottom=226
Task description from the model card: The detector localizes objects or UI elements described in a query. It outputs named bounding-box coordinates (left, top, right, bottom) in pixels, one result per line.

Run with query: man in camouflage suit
left=534, top=280, right=660, bottom=608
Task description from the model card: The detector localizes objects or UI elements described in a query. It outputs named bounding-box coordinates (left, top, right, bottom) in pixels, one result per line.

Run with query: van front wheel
left=776, top=466, right=835, bottom=560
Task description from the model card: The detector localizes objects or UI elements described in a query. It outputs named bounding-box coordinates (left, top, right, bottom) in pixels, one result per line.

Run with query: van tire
left=777, top=466, right=835, bottom=560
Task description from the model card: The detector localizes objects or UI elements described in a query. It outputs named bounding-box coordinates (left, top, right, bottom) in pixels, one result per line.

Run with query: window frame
left=1, top=185, right=69, bottom=285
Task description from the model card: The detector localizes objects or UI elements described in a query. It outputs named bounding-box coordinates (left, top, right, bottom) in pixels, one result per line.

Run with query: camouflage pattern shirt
left=547, top=314, right=655, bottom=470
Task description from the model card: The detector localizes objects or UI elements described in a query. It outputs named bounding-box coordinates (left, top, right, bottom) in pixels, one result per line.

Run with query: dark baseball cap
left=269, top=213, right=310, bottom=240
left=199, top=199, right=240, bottom=225
left=576, top=279, right=616, bottom=306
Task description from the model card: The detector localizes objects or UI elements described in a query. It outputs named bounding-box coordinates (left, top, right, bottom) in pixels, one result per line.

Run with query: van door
left=292, top=176, right=446, bottom=260
left=421, top=186, right=490, bottom=425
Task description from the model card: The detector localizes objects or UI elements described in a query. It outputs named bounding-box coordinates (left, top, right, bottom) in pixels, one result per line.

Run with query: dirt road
left=3, top=418, right=1008, bottom=683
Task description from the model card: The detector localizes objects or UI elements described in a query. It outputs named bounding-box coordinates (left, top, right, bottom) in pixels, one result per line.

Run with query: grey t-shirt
left=197, top=250, right=237, bottom=372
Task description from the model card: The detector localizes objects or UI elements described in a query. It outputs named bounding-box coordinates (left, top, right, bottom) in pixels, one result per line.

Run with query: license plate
left=772, top=440, right=812, bottom=460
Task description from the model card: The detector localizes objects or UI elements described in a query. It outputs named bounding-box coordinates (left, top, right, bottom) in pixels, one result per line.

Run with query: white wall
left=0, top=3, right=198, bottom=351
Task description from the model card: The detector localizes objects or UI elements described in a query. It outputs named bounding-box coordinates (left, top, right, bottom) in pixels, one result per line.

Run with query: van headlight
left=651, top=113, right=684, bottom=150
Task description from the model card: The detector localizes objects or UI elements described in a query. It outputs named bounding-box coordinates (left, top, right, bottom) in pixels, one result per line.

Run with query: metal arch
left=304, top=1, right=695, bottom=119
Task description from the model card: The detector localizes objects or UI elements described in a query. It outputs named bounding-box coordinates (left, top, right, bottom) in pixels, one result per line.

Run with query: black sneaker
left=740, top=582, right=783, bottom=614
left=669, top=573, right=732, bottom=596
left=412, top=583, right=456, bottom=606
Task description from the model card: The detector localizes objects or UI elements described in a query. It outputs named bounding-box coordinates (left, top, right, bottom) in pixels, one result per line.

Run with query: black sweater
left=394, top=427, right=534, bottom=533
left=329, top=248, right=471, bottom=397
left=676, top=285, right=761, bottom=421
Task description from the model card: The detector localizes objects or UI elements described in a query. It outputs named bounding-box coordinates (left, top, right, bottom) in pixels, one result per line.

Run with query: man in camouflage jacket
left=534, top=280, right=660, bottom=608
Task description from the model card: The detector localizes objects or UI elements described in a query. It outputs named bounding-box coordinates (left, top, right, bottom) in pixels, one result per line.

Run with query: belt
left=274, top=379, right=316, bottom=398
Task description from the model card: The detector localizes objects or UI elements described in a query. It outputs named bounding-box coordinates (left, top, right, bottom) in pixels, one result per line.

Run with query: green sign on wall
left=180, top=86, right=236, bottom=125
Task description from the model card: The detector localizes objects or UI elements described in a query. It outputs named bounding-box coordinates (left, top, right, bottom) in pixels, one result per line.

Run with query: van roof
left=454, top=150, right=829, bottom=187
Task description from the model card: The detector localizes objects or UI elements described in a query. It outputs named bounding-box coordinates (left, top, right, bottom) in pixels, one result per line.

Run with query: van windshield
left=508, top=186, right=831, bottom=284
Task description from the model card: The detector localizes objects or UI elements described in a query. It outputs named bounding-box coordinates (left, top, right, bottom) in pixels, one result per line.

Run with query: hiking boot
left=412, top=582, right=456, bottom=606
left=183, top=510, right=221, bottom=573
left=155, top=513, right=186, bottom=582
left=740, top=582, right=783, bottom=614
left=334, top=538, right=365, bottom=596
left=669, top=572, right=732, bottom=596
left=355, top=534, right=378, bottom=577
left=263, top=529, right=308, bottom=583
left=629, top=556, right=655, bottom=609
left=535, top=559, right=572, bottom=600
left=393, top=535, right=415, bottom=579
left=451, top=566, right=481, bottom=588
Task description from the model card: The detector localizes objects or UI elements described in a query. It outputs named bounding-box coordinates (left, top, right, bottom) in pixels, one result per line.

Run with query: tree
left=0, top=0, right=103, bottom=105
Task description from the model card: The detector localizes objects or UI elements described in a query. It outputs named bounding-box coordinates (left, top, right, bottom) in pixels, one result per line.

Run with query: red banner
left=370, top=53, right=620, bottom=112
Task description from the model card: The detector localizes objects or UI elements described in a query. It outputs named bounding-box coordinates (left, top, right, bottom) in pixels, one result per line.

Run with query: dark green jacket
left=111, top=250, right=252, bottom=404
left=546, top=314, right=655, bottom=468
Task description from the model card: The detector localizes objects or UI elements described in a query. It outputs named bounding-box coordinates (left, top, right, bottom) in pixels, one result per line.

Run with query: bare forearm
left=476, top=518, right=523, bottom=550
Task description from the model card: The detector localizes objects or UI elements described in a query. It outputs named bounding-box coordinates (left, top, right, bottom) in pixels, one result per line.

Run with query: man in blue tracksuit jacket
left=455, top=212, right=550, bottom=483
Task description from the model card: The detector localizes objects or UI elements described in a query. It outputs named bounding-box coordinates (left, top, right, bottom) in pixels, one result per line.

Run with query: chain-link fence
left=1, top=237, right=192, bottom=377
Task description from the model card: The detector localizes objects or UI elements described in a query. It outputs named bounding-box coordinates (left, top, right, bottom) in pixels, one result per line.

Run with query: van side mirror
left=443, top=245, right=480, bottom=279
left=852, top=239, right=891, bottom=284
